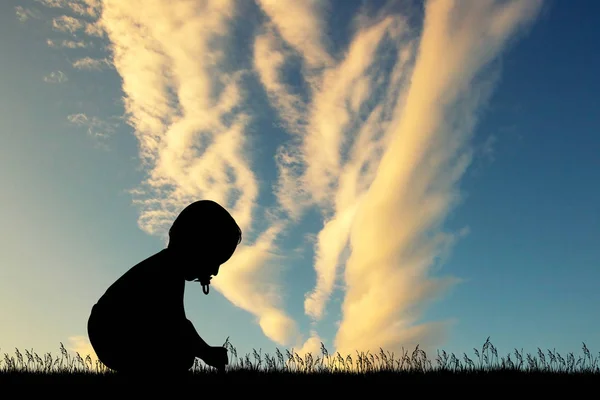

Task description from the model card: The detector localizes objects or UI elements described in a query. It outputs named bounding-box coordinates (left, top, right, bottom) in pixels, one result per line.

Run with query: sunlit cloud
left=50, top=13, right=103, bottom=38
left=43, top=70, right=68, bottom=84
left=31, top=0, right=543, bottom=356
left=36, top=0, right=101, bottom=18
left=254, top=0, right=542, bottom=356
left=15, top=6, right=41, bottom=22
left=84, top=22, right=105, bottom=38
left=72, top=57, right=112, bottom=70
left=263, top=12, right=411, bottom=321
left=67, top=113, right=117, bottom=142
left=333, top=0, right=543, bottom=356
left=255, top=0, right=334, bottom=70
left=253, top=28, right=306, bottom=137
left=47, top=39, right=90, bottom=49
left=252, top=28, right=311, bottom=219
left=97, top=0, right=300, bottom=347
left=67, top=335, right=98, bottom=363
left=52, top=15, right=84, bottom=33
left=211, top=223, right=301, bottom=345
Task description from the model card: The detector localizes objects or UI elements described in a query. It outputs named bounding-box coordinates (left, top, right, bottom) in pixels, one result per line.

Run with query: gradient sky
left=1, top=0, right=599, bottom=365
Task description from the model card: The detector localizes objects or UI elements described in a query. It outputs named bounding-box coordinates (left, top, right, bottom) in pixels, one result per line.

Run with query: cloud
left=36, top=0, right=102, bottom=18
left=84, top=22, right=105, bottom=37
left=40, top=0, right=542, bottom=356
left=99, top=0, right=300, bottom=347
left=52, top=15, right=84, bottom=33
left=251, top=0, right=338, bottom=220
left=481, top=134, right=497, bottom=163
left=253, top=28, right=307, bottom=137
left=15, top=6, right=41, bottom=22
left=333, top=0, right=543, bottom=357
left=255, top=0, right=334, bottom=70
left=67, top=113, right=117, bottom=141
left=252, top=29, right=312, bottom=219
left=51, top=13, right=104, bottom=38
left=291, top=331, right=323, bottom=359
left=72, top=57, right=112, bottom=70
left=261, top=14, right=411, bottom=320
left=43, top=70, right=68, bottom=83
left=67, top=335, right=98, bottom=364
left=47, top=39, right=90, bottom=49
left=211, top=224, right=301, bottom=345
left=252, top=0, right=542, bottom=356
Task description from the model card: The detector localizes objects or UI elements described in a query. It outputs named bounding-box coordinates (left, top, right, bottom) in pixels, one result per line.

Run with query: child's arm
left=183, top=319, right=228, bottom=370
left=184, top=318, right=211, bottom=358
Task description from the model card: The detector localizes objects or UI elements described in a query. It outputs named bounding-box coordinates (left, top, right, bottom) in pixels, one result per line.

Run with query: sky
left=1, top=0, right=599, bottom=366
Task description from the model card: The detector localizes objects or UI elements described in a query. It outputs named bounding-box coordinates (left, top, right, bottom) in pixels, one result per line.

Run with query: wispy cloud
left=67, top=335, right=98, bottom=363
left=481, top=134, right=498, bottom=163
left=333, top=0, right=543, bottom=356
left=252, top=28, right=311, bottom=219
left=211, top=223, right=302, bottom=345
left=260, top=11, right=411, bottom=321
left=72, top=57, right=112, bottom=70
left=252, top=0, right=339, bottom=222
left=52, top=15, right=84, bottom=33
left=99, top=0, right=301, bottom=347
left=84, top=22, right=105, bottom=38
left=15, top=6, right=41, bottom=22
left=254, top=0, right=542, bottom=356
left=32, top=0, right=543, bottom=356
left=47, top=39, right=90, bottom=49
left=255, top=0, right=334, bottom=70
left=253, top=28, right=307, bottom=137
left=36, top=0, right=102, bottom=18
left=67, top=113, right=117, bottom=143
left=43, top=70, right=68, bottom=83
left=49, top=9, right=104, bottom=38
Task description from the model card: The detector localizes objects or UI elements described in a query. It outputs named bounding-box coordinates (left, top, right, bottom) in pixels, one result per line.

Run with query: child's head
left=168, top=200, right=242, bottom=282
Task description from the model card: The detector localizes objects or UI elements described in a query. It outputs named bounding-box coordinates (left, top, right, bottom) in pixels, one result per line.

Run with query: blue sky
left=1, top=0, right=599, bottom=365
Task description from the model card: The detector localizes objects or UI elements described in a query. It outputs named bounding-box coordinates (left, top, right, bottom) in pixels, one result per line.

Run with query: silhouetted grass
left=2, top=337, right=598, bottom=384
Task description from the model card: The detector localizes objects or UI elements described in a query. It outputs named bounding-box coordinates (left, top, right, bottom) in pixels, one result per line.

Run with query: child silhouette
left=87, top=200, right=241, bottom=377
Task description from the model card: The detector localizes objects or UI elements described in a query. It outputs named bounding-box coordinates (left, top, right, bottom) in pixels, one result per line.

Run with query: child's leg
left=88, top=305, right=195, bottom=375
left=87, top=304, right=123, bottom=372
left=117, top=318, right=196, bottom=375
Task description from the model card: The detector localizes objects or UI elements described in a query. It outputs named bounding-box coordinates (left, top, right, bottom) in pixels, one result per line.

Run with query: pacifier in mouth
left=195, top=278, right=211, bottom=295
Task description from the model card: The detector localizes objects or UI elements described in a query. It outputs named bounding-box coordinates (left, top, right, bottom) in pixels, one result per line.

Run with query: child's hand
left=203, top=346, right=228, bottom=371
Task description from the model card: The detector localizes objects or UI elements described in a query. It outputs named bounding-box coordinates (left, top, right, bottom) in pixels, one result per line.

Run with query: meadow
left=1, top=337, right=598, bottom=385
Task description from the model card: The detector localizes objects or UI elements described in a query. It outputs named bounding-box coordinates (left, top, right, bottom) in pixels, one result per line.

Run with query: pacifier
left=195, top=279, right=210, bottom=295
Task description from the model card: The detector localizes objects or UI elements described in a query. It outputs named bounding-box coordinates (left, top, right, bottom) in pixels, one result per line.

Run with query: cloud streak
left=254, top=0, right=542, bottom=356
left=67, top=113, right=117, bottom=140
left=97, top=0, right=301, bottom=347
left=334, top=0, right=543, bottom=356
left=72, top=57, right=112, bottom=70
left=67, top=335, right=98, bottom=364
left=52, top=15, right=84, bottom=33
left=256, top=0, right=334, bottom=70
left=47, top=39, right=90, bottom=48
left=43, top=70, right=68, bottom=83
left=15, top=6, right=41, bottom=22
left=36, top=0, right=101, bottom=18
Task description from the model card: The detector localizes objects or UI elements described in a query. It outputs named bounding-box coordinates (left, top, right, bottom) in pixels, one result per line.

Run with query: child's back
left=94, top=249, right=185, bottom=322
left=88, top=249, right=189, bottom=374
